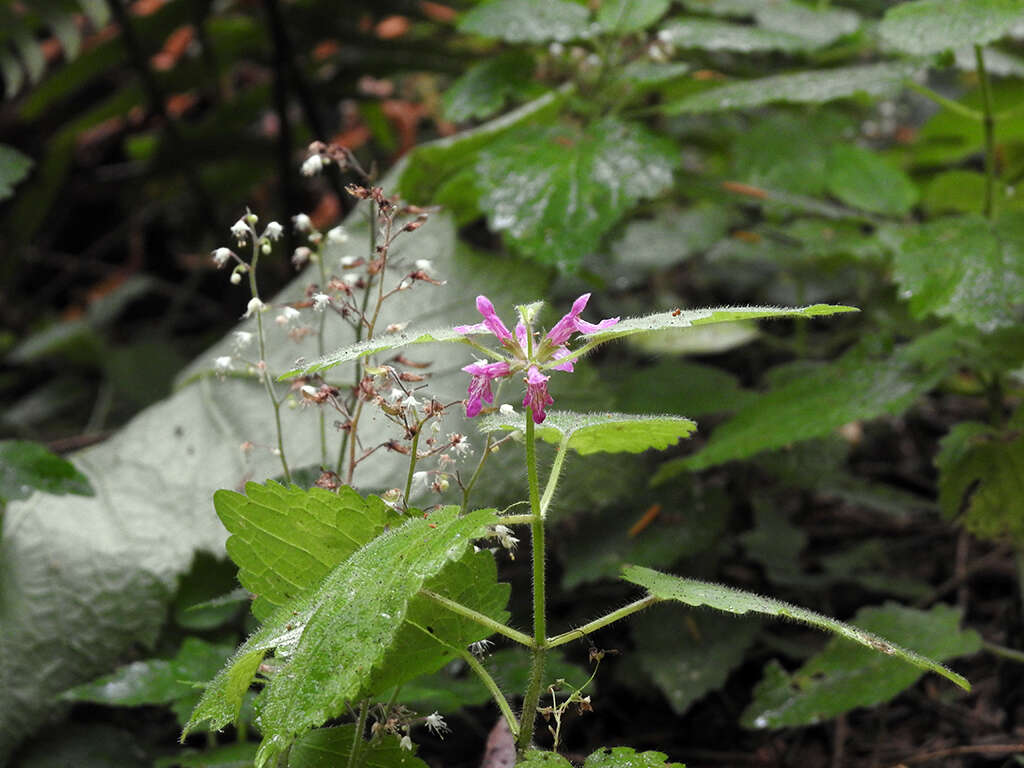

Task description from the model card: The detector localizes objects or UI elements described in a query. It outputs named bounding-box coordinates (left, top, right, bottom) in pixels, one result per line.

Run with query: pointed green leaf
left=214, top=482, right=399, bottom=621
left=663, top=62, right=919, bottom=114
left=598, top=0, right=670, bottom=32
left=584, top=746, right=685, bottom=768
left=622, top=565, right=971, bottom=690
left=580, top=304, right=858, bottom=346
left=892, top=212, right=1024, bottom=332
left=0, top=440, right=93, bottom=505
left=657, top=18, right=815, bottom=53
left=480, top=410, right=697, bottom=455
left=458, top=0, right=593, bottom=43
left=742, top=603, right=981, bottom=728
left=936, top=414, right=1024, bottom=545
left=753, top=2, right=860, bottom=48
left=279, top=327, right=469, bottom=378
left=474, top=118, right=678, bottom=268
left=880, top=0, right=1024, bottom=55
left=289, top=725, right=429, bottom=768
left=825, top=144, right=918, bottom=217
left=442, top=51, right=546, bottom=123
left=184, top=508, right=498, bottom=764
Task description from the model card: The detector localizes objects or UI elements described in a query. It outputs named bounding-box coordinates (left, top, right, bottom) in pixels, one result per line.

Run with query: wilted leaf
left=742, top=604, right=981, bottom=728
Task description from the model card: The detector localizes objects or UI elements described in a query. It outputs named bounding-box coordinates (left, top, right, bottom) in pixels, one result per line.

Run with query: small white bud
left=261, top=241, right=272, bottom=255
left=385, top=322, right=409, bottom=334
left=214, top=355, right=233, bottom=372
left=292, top=213, right=312, bottom=232
left=300, top=384, right=320, bottom=400
left=341, top=273, right=359, bottom=288
left=339, top=255, right=357, bottom=267
left=276, top=306, right=301, bottom=325
left=263, top=221, right=283, bottom=241
left=300, top=154, right=324, bottom=176
left=212, top=247, right=233, bottom=267
left=312, top=292, right=330, bottom=311
left=327, top=226, right=349, bottom=244
left=245, top=211, right=258, bottom=225
left=292, top=246, right=311, bottom=267
left=233, top=331, right=254, bottom=349
left=398, top=278, right=412, bottom=290
left=243, top=297, right=265, bottom=318
left=499, top=404, right=515, bottom=417
left=229, top=271, right=242, bottom=285
left=399, top=736, right=413, bottom=751
left=414, top=258, right=432, bottom=272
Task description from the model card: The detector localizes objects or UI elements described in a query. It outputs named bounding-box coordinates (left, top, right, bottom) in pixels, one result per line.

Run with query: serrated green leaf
left=658, top=18, right=813, bottom=52
left=442, top=51, right=545, bottom=123
left=622, top=565, right=971, bottom=690
left=936, top=416, right=1024, bottom=544
left=893, top=212, right=1024, bottom=332
left=0, top=440, right=93, bottom=505
left=0, top=144, right=33, bottom=201
left=519, top=751, right=573, bottom=768
left=880, top=0, right=1024, bottom=55
left=185, top=508, right=498, bottom=765
left=825, top=144, right=918, bottom=216
left=289, top=725, right=429, bottom=768
left=664, top=62, right=919, bottom=114
left=662, top=339, right=947, bottom=475
left=580, top=304, right=858, bottom=346
left=479, top=410, right=697, bottom=455
left=584, top=746, right=685, bottom=768
left=632, top=605, right=759, bottom=715
left=61, top=638, right=233, bottom=726
left=458, top=0, right=593, bottom=43
left=598, top=0, right=670, bottom=32
left=474, top=118, right=678, bottom=268
left=742, top=603, right=981, bottom=728
left=214, top=482, right=399, bottom=621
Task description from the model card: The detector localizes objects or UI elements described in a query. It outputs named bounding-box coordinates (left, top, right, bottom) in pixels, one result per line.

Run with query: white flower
left=327, top=226, right=349, bottom=244
left=385, top=322, right=409, bottom=334
left=300, top=153, right=324, bottom=176
left=292, top=246, right=311, bottom=267
left=401, top=394, right=419, bottom=410
left=414, top=258, right=432, bottom=272
left=300, top=384, right=320, bottom=401
left=243, top=297, right=265, bottom=318
left=230, top=217, right=248, bottom=240
left=499, top=404, right=516, bottom=417
left=411, top=471, right=429, bottom=490
left=292, top=213, right=312, bottom=232
left=398, top=278, right=412, bottom=290
left=424, top=712, right=450, bottom=737
left=399, top=736, right=413, bottom=751
left=389, top=388, right=405, bottom=402
left=276, top=306, right=301, bottom=324
left=233, top=331, right=254, bottom=349
left=263, top=221, right=283, bottom=241
left=214, top=355, right=233, bottom=372
left=468, top=639, right=493, bottom=657
left=493, top=524, right=519, bottom=552
left=340, top=255, right=357, bottom=267
left=341, top=273, right=359, bottom=288
left=312, top=292, right=330, bottom=311
left=211, top=247, right=233, bottom=267
left=450, top=433, right=472, bottom=457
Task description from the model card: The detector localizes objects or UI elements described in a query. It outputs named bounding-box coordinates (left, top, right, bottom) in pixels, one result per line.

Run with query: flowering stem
left=517, top=411, right=548, bottom=755
left=403, top=429, right=421, bottom=506
left=546, top=596, right=661, bottom=649
left=419, top=589, right=535, bottom=646
left=539, top=437, right=570, bottom=518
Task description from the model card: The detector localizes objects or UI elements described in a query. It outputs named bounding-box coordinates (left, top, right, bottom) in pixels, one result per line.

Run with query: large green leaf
left=621, top=565, right=971, bottom=690
left=584, top=747, right=685, bottom=768
left=474, top=118, right=678, bottom=268
left=742, top=604, right=981, bottom=728
left=458, top=0, right=592, bottom=43
left=597, top=0, right=670, bottom=32
left=60, top=637, right=233, bottom=726
left=442, top=51, right=546, bottom=123
left=659, top=336, right=952, bottom=476
left=657, top=18, right=812, bottom=52
left=936, top=413, right=1024, bottom=545
left=879, top=0, right=1024, bottom=55
left=892, top=212, right=1024, bottom=332
left=479, top=410, right=697, bottom=455
left=0, top=440, right=92, bottom=506
left=184, top=508, right=498, bottom=766
left=214, top=482, right=399, bottom=621
left=288, top=726, right=429, bottom=768
left=825, top=144, right=918, bottom=216
left=663, top=62, right=918, bottom=114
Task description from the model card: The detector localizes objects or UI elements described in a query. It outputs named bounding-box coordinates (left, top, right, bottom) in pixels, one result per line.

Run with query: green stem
left=547, top=596, right=660, bottom=648
left=416, top=592, right=534, bottom=647
left=983, top=640, right=1024, bottom=664
left=461, top=434, right=494, bottom=513
left=975, top=45, right=997, bottom=219
left=460, top=649, right=520, bottom=737
left=403, top=428, right=421, bottom=505
left=904, top=79, right=984, bottom=122
left=539, top=438, right=570, bottom=518
left=499, top=514, right=536, bottom=526
left=316, top=243, right=329, bottom=466
left=517, top=413, right=547, bottom=755
left=346, top=700, right=368, bottom=768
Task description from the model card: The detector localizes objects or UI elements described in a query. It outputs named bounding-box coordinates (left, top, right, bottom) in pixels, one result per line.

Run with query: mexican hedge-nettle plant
left=183, top=272, right=970, bottom=765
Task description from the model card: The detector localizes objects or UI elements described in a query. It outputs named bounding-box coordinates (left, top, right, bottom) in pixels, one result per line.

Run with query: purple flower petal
left=523, top=366, right=554, bottom=424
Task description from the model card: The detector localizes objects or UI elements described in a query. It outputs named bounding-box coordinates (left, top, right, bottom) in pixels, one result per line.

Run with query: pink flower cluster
left=455, top=294, right=618, bottom=423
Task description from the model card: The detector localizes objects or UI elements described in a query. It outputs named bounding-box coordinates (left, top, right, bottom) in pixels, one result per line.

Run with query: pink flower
left=523, top=366, right=553, bottom=423
left=544, top=293, right=619, bottom=347
left=462, top=360, right=511, bottom=417
left=454, top=296, right=514, bottom=343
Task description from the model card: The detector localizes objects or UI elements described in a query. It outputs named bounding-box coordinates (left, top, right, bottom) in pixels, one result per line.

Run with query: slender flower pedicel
left=455, top=293, right=618, bottom=423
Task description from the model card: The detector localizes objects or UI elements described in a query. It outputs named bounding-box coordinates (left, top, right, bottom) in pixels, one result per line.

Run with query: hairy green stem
left=975, top=45, right=997, bottom=219
left=403, top=429, right=421, bottom=505
left=539, top=438, right=570, bottom=518
left=346, top=700, right=368, bottom=768
left=460, top=649, right=520, bottom=737
left=904, top=79, right=984, bottom=122
left=461, top=434, right=494, bottom=513
left=547, top=596, right=660, bottom=648
left=517, top=413, right=548, bottom=755
left=419, top=589, right=534, bottom=646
